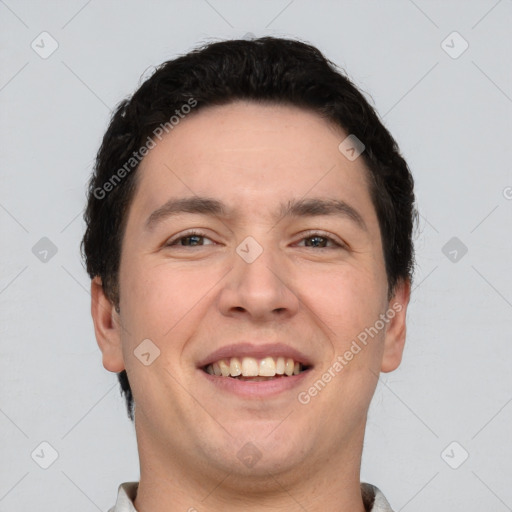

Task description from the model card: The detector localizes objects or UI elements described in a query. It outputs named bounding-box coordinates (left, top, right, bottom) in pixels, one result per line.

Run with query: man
left=82, top=36, right=416, bottom=511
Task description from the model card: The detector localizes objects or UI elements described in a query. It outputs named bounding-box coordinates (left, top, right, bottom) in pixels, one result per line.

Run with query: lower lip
left=199, top=369, right=312, bottom=398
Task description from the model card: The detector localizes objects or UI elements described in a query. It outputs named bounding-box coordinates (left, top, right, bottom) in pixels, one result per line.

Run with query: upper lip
left=197, top=342, right=314, bottom=369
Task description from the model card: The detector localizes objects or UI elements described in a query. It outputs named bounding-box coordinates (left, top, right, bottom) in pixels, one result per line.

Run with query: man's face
left=93, top=101, right=409, bottom=481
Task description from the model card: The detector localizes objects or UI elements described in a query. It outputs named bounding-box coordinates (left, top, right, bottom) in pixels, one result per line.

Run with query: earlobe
left=381, top=278, right=411, bottom=373
left=90, top=276, right=126, bottom=373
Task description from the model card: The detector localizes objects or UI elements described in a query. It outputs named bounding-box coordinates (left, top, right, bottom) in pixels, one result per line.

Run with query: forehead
left=131, top=101, right=376, bottom=227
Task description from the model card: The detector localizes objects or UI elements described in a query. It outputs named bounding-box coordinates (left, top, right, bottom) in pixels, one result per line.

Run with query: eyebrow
left=278, top=197, right=367, bottom=231
left=145, top=196, right=367, bottom=232
left=145, top=197, right=229, bottom=230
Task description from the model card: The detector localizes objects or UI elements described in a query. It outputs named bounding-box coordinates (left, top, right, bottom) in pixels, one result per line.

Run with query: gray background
left=1, top=0, right=511, bottom=510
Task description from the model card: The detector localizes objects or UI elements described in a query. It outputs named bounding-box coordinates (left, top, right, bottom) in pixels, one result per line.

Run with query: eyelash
left=165, top=230, right=346, bottom=250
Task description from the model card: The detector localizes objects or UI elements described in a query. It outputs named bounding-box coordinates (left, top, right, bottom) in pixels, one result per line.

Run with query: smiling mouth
left=202, top=356, right=311, bottom=380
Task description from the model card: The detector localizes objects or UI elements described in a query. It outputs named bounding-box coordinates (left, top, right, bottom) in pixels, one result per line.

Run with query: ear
left=381, top=278, right=411, bottom=373
left=90, top=276, right=125, bottom=373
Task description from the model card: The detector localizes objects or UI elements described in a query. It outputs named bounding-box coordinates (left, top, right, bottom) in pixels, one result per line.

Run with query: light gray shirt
left=108, top=481, right=394, bottom=511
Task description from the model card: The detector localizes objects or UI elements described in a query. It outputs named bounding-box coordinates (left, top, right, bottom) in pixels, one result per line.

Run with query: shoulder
left=108, top=482, right=139, bottom=512
left=361, top=482, right=395, bottom=512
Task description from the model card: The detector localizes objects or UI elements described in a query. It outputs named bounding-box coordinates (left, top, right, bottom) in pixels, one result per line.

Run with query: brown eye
left=166, top=231, right=214, bottom=247
left=303, top=235, right=331, bottom=248
left=175, top=235, right=204, bottom=246
left=297, top=231, right=345, bottom=249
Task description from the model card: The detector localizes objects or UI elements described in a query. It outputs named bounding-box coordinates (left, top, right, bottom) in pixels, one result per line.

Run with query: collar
left=109, top=481, right=394, bottom=511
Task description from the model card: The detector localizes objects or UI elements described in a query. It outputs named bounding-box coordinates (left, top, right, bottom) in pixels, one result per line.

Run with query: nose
left=216, top=238, right=300, bottom=322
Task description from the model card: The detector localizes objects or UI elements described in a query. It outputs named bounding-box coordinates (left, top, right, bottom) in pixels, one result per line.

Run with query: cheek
left=298, top=262, right=387, bottom=339
left=120, top=259, right=225, bottom=342
left=302, top=267, right=386, bottom=415
left=118, top=262, right=209, bottom=406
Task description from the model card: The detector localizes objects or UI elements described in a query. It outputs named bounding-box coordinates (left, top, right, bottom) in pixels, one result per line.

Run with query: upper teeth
left=204, top=356, right=303, bottom=377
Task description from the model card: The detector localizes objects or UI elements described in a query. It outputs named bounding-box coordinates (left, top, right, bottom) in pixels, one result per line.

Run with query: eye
left=165, top=230, right=215, bottom=247
left=296, top=231, right=345, bottom=249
